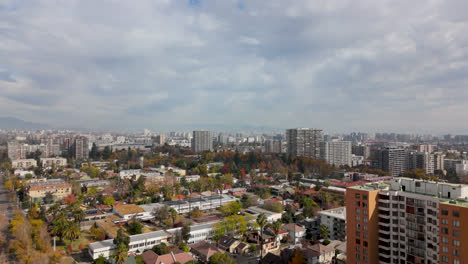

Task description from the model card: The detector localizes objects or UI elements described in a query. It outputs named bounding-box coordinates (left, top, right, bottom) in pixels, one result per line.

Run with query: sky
left=1, top=0, right=468, bottom=133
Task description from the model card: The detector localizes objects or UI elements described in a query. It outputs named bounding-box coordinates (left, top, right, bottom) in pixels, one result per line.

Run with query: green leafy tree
left=103, top=196, right=115, bottom=206
left=181, top=223, right=191, bottom=243
left=269, top=220, right=282, bottom=242
left=127, top=219, right=143, bottom=235
left=219, top=201, right=242, bottom=216
left=209, top=252, right=237, bottom=264
left=319, top=224, right=329, bottom=239
left=170, top=208, right=178, bottom=227
left=152, top=243, right=169, bottom=255
left=262, top=201, right=283, bottom=213
left=44, top=192, right=55, bottom=204
left=301, top=197, right=318, bottom=218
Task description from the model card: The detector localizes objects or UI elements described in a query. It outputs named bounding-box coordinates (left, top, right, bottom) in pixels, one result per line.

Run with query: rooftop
left=114, top=204, right=145, bottom=215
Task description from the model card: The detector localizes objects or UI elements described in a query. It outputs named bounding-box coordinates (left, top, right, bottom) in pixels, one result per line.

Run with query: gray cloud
left=0, top=0, right=467, bottom=133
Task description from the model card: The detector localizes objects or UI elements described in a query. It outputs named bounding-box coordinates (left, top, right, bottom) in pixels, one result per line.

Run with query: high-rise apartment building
left=408, top=151, right=435, bottom=175
left=191, top=131, right=212, bottom=152
left=321, top=140, right=352, bottom=167
left=286, top=128, right=322, bottom=159
left=352, top=145, right=371, bottom=159
left=433, top=152, right=445, bottom=172
left=75, top=136, right=89, bottom=160
left=7, top=141, right=20, bottom=160
left=347, top=178, right=468, bottom=264
left=379, top=148, right=408, bottom=177
left=265, top=140, right=282, bottom=153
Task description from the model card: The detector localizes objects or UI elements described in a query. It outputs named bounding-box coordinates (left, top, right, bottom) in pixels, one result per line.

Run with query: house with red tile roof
left=141, top=250, right=195, bottom=264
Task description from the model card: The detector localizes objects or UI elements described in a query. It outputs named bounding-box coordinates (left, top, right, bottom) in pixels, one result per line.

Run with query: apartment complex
left=379, top=148, right=408, bottom=177
left=408, top=151, right=434, bottom=175
left=319, top=207, right=346, bottom=241
left=40, top=157, right=67, bottom=167
left=8, top=141, right=61, bottom=160
left=75, top=136, right=89, bottom=160
left=192, top=131, right=213, bottom=152
left=321, top=140, right=352, bottom=167
left=11, top=159, right=37, bottom=169
left=286, top=128, right=323, bottom=159
left=346, top=178, right=468, bottom=264
left=264, top=139, right=282, bottom=153
left=27, top=179, right=72, bottom=201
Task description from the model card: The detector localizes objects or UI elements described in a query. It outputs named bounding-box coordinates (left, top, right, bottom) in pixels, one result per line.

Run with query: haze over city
left=1, top=0, right=468, bottom=133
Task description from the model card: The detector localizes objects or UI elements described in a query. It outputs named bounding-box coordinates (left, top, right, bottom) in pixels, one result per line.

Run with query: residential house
left=302, top=244, right=335, bottom=264
left=141, top=250, right=194, bottom=264
left=247, top=231, right=278, bottom=256
left=190, top=241, right=224, bottom=262
left=282, top=224, right=306, bottom=244
left=218, top=235, right=241, bottom=253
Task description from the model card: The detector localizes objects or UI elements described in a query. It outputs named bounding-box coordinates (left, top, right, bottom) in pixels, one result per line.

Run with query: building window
left=442, top=246, right=448, bottom=253
left=356, top=208, right=361, bottom=214
left=356, top=246, right=360, bottom=252
left=356, top=216, right=361, bottom=221
left=454, top=259, right=460, bottom=264
left=442, top=256, right=448, bottom=263
left=363, top=233, right=368, bottom=239
left=363, top=202, right=367, bottom=208
left=363, top=248, right=368, bottom=255
left=442, top=218, right=448, bottom=225
left=356, top=201, right=361, bottom=206
left=356, top=224, right=361, bottom=229
left=356, top=231, right=361, bottom=237
left=363, top=225, right=368, bottom=231
left=363, top=195, right=367, bottom=200
left=442, top=209, right=449, bottom=215
left=453, top=220, right=460, bottom=227
left=442, top=237, right=448, bottom=244
left=363, top=210, right=368, bottom=215
left=453, top=240, right=460, bottom=247
left=453, top=249, right=460, bottom=256
left=453, top=230, right=460, bottom=237
left=356, top=194, right=361, bottom=199
left=453, top=210, right=460, bottom=217
left=442, top=228, right=448, bottom=235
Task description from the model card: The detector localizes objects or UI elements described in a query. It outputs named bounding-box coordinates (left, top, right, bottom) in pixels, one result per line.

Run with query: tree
left=64, top=193, right=78, bottom=204
left=90, top=226, right=106, bottom=241
left=189, top=208, right=203, bottom=219
left=301, top=197, right=318, bottom=218
left=181, top=223, right=191, bottom=243
left=127, top=218, right=143, bottom=235
left=219, top=201, right=242, bottom=216
left=63, top=223, right=81, bottom=251
left=288, top=250, right=306, bottom=264
left=270, top=220, right=282, bottom=242
left=152, top=243, right=169, bottom=255
left=170, top=208, right=178, bottom=227
left=103, top=196, right=115, bottom=206
left=113, top=229, right=130, bottom=264
left=209, top=252, right=237, bottom=264
left=72, top=208, right=86, bottom=223
left=319, top=224, right=329, bottom=239
left=262, top=201, right=283, bottom=213
left=44, top=192, right=55, bottom=204
left=256, top=213, right=268, bottom=259
left=94, top=255, right=109, bottom=264
left=114, top=242, right=129, bottom=264
left=153, top=205, right=170, bottom=223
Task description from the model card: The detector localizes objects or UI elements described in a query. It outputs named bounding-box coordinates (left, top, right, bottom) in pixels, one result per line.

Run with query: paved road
left=0, top=172, right=15, bottom=220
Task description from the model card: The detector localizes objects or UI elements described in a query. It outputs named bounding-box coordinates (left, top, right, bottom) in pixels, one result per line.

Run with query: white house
left=282, top=224, right=306, bottom=244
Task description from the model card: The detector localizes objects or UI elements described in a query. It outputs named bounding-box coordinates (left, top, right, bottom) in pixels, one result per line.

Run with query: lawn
left=54, top=230, right=94, bottom=254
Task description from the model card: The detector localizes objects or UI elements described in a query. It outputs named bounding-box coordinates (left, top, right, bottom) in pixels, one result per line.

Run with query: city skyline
left=1, top=1, right=468, bottom=133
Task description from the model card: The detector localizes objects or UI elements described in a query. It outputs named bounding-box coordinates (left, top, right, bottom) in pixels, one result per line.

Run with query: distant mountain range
left=0, top=117, right=49, bottom=130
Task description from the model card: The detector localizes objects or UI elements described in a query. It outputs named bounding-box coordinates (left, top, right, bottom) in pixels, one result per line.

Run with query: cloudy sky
left=1, top=0, right=468, bottom=133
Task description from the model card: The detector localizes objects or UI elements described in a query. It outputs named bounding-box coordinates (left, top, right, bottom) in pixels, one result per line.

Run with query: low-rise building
left=190, top=241, right=224, bottom=262
left=40, top=157, right=67, bottom=167
left=141, top=250, right=195, bottom=264
left=27, top=179, right=71, bottom=201
left=303, top=243, right=335, bottom=264
left=176, top=175, right=200, bottom=183
left=12, top=159, right=37, bottom=169
left=113, top=204, right=153, bottom=221
left=319, top=207, right=346, bottom=241
left=245, top=206, right=282, bottom=223
left=282, top=224, right=306, bottom=244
